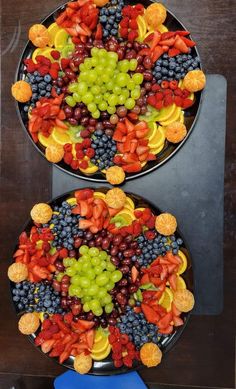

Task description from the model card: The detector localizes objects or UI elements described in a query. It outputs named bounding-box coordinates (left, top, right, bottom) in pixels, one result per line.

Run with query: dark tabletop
left=1, top=1, right=235, bottom=389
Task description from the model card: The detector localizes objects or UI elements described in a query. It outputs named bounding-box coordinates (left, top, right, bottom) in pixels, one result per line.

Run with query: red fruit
left=108, top=334, right=117, bottom=344
left=151, top=45, right=164, bottom=62
left=174, top=96, right=183, bottom=107
left=141, top=303, right=160, bottom=324
left=95, top=23, right=103, bottom=40
left=136, top=145, right=149, bottom=156
left=122, top=162, right=142, bottom=173
left=76, top=150, right=84, bottom=160
left=147, top=95, right=157, bottom=107
left=120, top=334, right=129, bottom=345
left=168, top=48, right=181, bottom=57
left=114, top=359, right=123, bottom=368
left=173, top=316, right=184, bottom=326
left=71, top=160, right=79, bottom=170
left=174, top=87, right=183, bottom=96
left=159, top=325, right=174, bottom=334
left=157, top=312, right=173, bottom=329
left=129, top=19, right=138, bottom=30
left=41, top=339, right=55, bottom=353
left=64, top=152, right=73, bottom=165
left=61, top=58, right=70, bottom=70
left=42, top=319, right=52, bottom=330
left=128, top=30, right=138, bottom=42
left=144, top=230, right=156, bottom=240
left=161, top=81, right=169, bottom=89
left=163, top=95, right=173, bottom=107
left=181, top=36, right=196, bottom=47
left=134, top=209, right=143, bottom=218
left=82, top=138, right=91, bottom=148
left=134, top=4, right=144, bottom=14
left=120, top=17, right=129, bottom=28
left=86, top=329, right=95, bottom=349
left=182, top=98, right=194, bottom=109
left=59, top=248, right=68, bottom=258
left=131, top=266, right=139, bottom=283
left=113, top=130, right=124, bottom=142
left=155, top=92, right=163, bottom=102
left=169, top=273, right=177, bottom=290
left=120, top=28, right=129, bottom=38
left=51, top=50, right=60, bottom=60
left=174, top=36, right=189, bottom=53
left=76, top=319, right=95, bottom=331
left=122, top=5, right=132, bottom=16
left=64, top=312, right=73, bottom=324
left=79, top=160, right=88, bottom=169
left=85, top=148, right=95, bottom=158
left=123, top=356, right=133, bottom=367
left=147, top=153, right=156, bottom=161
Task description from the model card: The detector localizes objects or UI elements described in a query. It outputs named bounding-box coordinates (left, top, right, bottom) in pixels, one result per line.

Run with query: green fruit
left=61, top=43, right=75, bottom=58
left=67, top=125, right=84, bottom=143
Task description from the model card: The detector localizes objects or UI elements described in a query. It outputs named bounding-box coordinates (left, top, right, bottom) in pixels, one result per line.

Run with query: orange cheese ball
left=106, top=166, right=125, bottom=185
left=30, top=203, right=53, bottom=224
left=74, top=352, right=92, bottom=374
left=105, top=188, right=127, bottom=209
left=8, top=262, right=28, bottom=283
left=18, top=313, right=40, bottom=335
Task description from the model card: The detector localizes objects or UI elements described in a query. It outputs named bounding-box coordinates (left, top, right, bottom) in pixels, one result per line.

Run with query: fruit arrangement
left=8, top=188, right=194, bottom=373
left=12, top=0, right=205, bottom=183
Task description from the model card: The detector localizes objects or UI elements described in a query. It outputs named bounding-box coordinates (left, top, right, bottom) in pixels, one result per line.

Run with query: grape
left=106, top=262, right=116, bottom=272
left=63, top=258, right=71, bottom=267
left=118, top=59, right=130, bottom=73
left=66, top=267, right=77, bottom=277
left=84, top=58, right=92, bottom=69
left=111, top=270, right=122, bottom=283
left=108, top=94, right=118, bottom=106
left=82, top=92, right=94, bottom=104
left=96, top=273, right=109, bottom=286
left=107, top=106, right=116, bottom=114
left=94, top=266, right=103, bottom=275
left=90, top=299, right=100, bottom=311
left=125, top=98, right=136, bottom=110
left=91, top=47, right=99, bottom=56
left=88, top=284, right=99, bottom=296
left=86, top=268, right=96, bottom=280
left=106, top=280, right=115, bottom=291
left=132, top=73, right=144, bottom=85
left=108, top=51, right=118, bottom=62
left=113, top=85, right=122, bottom=95
left=116, top=73, right=127, bottom=87
left=131, top=88, right=141, bottom=99
left=127, top=80, right=136, bottom=91
left=105, top=303, right=114, bottom=314
left=94, top=94, right=103, bottom=104
left=97, top=288, right=107, bottom=299
left=71, top=275, right=81, bottom=285
left=93, top=307, right=103, bottom=316
left=68, top=83, right=78, bottom=93
left=118, top=94, right=126, bottom=105
left=65, top=96, right=76, bottom=107
left=79, top=245, right=89, bottom=255
left=129, top=59, right=138, bottom=71
left=91, top=85, right=101, bottom=95
left=83, top=302, right=90, bottom=312
left=103, top=294, right=112, bottom=304
left=87, top=70, right=97, bottom=83
left=92, top=110, right=100, bottom=119
left=77, top=81, right=88, bottom=95
left=74, top=262, right=83, bottom=272
left=82, top=262, right=91, bottom=272
left=80, top=277, right=90, bottom=288
left=100, top=260, right=107, bottom=270
left=91, top=256, right=100, bottom=266
left=87, top=103, right=97, bottom=113
left=98, top=101, right=108, bottom=111
left=56, top=272, right=64, bottom=282
left=73, top=92, right=82, bottom=102
left=89, top=247, right=100, bottom=257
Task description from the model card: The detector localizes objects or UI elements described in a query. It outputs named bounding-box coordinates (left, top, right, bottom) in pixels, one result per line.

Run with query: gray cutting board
left=52, top=75, right=227, bottom=315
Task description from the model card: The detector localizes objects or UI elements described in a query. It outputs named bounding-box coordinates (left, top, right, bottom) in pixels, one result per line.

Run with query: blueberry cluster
left=99, top=0, right=124, bottom=39
left=91, top=129, right=117, bottom=170
left=117, top=307, right=160, bottom=350
left=153, top=52, right=200, bottom=84
left=12, top=281, right=63, bottom=315
left=44, top=201, right=84, bottom=250
left=23, top=71, right=60, bottom=112
left=134, top=232, right=183, bottom=266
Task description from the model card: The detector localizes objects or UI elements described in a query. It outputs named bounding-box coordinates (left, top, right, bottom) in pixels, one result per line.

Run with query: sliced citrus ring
left=160, top=107, right=181, bottom=127
left=158, top=287, right=173, bottom=311
left=150, top=142, right=165, bottom=155
left=94, top=329, right=104, bottom=343
left=93, top=191, right=106, bottom=200
left=38, top=132, right=58, bottom=148
left=66, top=197, right=77, bottom=206
left=140, top=343, right=162, bottom=367
left=47, top=22, right=61, bottom=47
left=80, top=162, right=99, bottom=174
left=146, top=121, right=158, bottom=139
left=116, top=208, right=136, bottom=221
left=177, top=250, right=188, bottom=274
left=137, top=15, right=147, bottom=40
left=156, top=104, right=176, bottom=122
left=183, top=70, right=206, bottom=92
left=32, top=48, right=45, bottom=63
left=54, top=29, right=69, bottom=49
left=91, top=344, right=111, bottom=361
left=157, top=24, right=168, bottom=33
left=155, top=213, right=177, bottom=235
left=91, top=337, right=109, bottom=354
left=51, top=127, right=72, bottom=145
left=179, top=111, right=185, bottom=124
left=176, top=276, right=187, bottom=290
left=148, top=126, right=165, bottom=149
left=173, top=289, right=195, bottom=312
left=124, top=196, right=135, bottom=210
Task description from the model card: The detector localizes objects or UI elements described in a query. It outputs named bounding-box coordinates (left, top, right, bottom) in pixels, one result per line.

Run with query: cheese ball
left=105, top=188, right=127, bottom=209
left=8, top=262, right=28, bottom=283
left=74, top=352, right=92, bottom=374
left=18, top=313, right=40, bottom=335
left=30, top=203, right=53, bottom=224
left=173, top=289, right=195, bottom=312
left=106, top=166, right=125, bottom=185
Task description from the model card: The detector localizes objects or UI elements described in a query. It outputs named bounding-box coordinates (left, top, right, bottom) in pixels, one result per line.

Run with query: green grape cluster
left=60, top=245, right=122, bottom=316
left=66, top=48, right=144, bottom=119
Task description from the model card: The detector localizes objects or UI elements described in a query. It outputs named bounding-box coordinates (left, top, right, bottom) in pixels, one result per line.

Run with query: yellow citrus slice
left=157, top=24, right=168, bottom=33
left=66, top=197, right=77, bottom=206
left=92, top=337, right=109, bottom=354
left=149, top=142, right=165, bottom=155
left=137, top=15, right=147, bottom=40
left=51, top=127, right=72, bottom=145
left=80, top=162, right=99, bottom=174
left=156, top=104, right=176, bottom=122
left=38, top=132, right=58, bottom=148
left=175, top=276, right=187, bottom=290
left=158, top=287, right=173, bottom=311
left=135, top=207, right=145, bottom=213
left=179, top=111, right=185, bottom=124
left=32, top=48, right=45, bottom=63
left=47, top=22, right=61, bottom=47
left=146, top=121, right=157, bottom=138
left=116, top=210, right=135, bottom=224
left=54, top=29, right=69, bottom=49
left=173, top=289, right=195, bottom=312
left=124, top=196, right=135, bottom=210
left=94, top=192, right=106, bottom=200
left=177, top=250, right=188, bottom=275
left=91, top=344, right=111, bottom=361
left=160, top=107, right=182, bottom=127
left=94, top=329, right=104, bottom=343
left=148, top=126, right=165, bottom=149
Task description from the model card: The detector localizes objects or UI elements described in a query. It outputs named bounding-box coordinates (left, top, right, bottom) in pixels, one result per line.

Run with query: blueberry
left=44, top=75, right=51, bottom=83
left=161, top=68, right=168, bottom=75
left=177, top=238, right=183, bottom=245
left=173, top=248, right=178, bottom=255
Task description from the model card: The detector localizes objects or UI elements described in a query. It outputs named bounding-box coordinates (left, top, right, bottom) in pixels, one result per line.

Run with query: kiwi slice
left=111, top=215, right=130, bottom=228
left=67, top=125, right=84, bottom=143
left=61, top=43, right=75, bottom=58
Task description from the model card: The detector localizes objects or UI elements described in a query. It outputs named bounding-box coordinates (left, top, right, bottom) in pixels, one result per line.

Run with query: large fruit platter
left=12, top=0, right=206, bottom=183
left=8, top=187, right=194, bottom=374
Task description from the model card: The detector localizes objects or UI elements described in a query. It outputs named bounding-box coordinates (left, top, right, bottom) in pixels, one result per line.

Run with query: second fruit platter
left=13, top=0, right=205, bottom=183
left=8, top=187, right=194, bottom=374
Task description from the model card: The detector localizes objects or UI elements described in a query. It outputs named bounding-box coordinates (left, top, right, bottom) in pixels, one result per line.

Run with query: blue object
left=54, top=370, right=147, bottom=389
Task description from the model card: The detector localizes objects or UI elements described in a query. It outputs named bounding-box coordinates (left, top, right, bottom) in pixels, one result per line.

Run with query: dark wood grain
left=1, top=1, right=235, bottom=388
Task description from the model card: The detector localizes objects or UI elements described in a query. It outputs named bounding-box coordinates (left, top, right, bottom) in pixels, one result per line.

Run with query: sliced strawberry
left=168, top=47, right=181, bottom=57
left=159, top=325, right=173, bottom=334
left=174, top=36, right=189, bottom=53
left=157, top=312, right=173, bottom=329
left=131, top=266, right=139, bottom=283
left=168, top=273, right=177, bottom=291
left=141, top=303, right=160, bottom=324
left=122, top=162, right=142, bottom=173
left=79, top=219, right=94, bottom=229
left=86, top=329, right=95, bottom=349
left=173, top=316, right=184, bottom=326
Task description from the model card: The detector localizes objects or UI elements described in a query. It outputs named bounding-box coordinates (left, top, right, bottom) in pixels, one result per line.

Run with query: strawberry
left=120, top=17, right=129, bottom=28
left=61, top=58, right=70, bottom=70
left=181, top=36, right=196, bottom=47
left=95, top=23, right=103, bottom=40
left=159, top=325, right=173, bottom=334
left=51, top=50, right=60, bottom=60
left=79, top=160, right=88, bottom=169
left=129, top=19, right=138, bottom=30
left=174, top=96, right=183, bottom=107
left=168, top=273, right=177, bottom=290
left=136, top=145, right=149, bottom=156
left=157, top=312, right=173, bottom=329
left=174, top=36, right=189, bottom=53
left=141, top=303, right=160, bottom=324
left=163, top=95, right=173, bottom=107
left=168, top=47, right=181, bottom=57
left=182, top=98, right=194, bottom=109
left=144, top=230, right=156, bottom=240
left=131, top=266, right=139, bottom=283
left=155, top=92, right=163, bottom=101
left=169, top=80, right=178, bottom=90
left=147, top=95, right=157, bottom=106
left=113, top=130, right=124, bottom=142
left=120, top=28, right=129, bottom=38
left=155, top=100, right=163, bottom=110
left=147, top=153, right=156, bottom=161
left=128, top=30, right=138, bottom=42
left=151, top=45, right=164, bottom=62
left=122, top=162, right=142, bottom=173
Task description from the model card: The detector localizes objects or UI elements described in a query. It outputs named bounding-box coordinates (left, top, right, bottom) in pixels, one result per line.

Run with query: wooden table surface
left=1, top=1, right=235, bottom=388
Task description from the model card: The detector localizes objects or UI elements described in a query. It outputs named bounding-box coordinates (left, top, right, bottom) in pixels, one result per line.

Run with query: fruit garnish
left=105, top=188, right=126, bottom=209
left=8, top=262, right=28, bottom=283
left=155, top=212, right=177, bottom=236
left=74, top=352, right=92, bottom=374
left=183, top=70, right=206, bottom=92
left=177, top=250, right=188, bottom=274
left=173, top=289, right=195, bottom=312
left=140, top=342, right=162, bottom=367
left=18, top=313, right=40, bottom=335
left=29, top=24, right=50, bottom=48
left=11, top=80, right=32, bottom=103
left=45, top=144, right=64, bottom=163
left=165, top=121, right=187, bottom=143
left=106, top=166, right=125, bottom=185
left=94, top=0, right=109, bottom=6
left=144, top=3, right=167, bottom=30
left=30, top=203, right=53, bottom=224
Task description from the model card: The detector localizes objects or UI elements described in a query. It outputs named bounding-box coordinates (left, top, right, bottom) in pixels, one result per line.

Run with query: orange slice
left=140, top=343, right=162, bottom=367
left=30, top=203, right=53, bottom=224
left=183, top=70, right=206, bottom=92
left=173, top=289, right=195, bottom=312
left=155, top=213, right=177, bottom=235
left=165, top=121, right=187, bottom=143
left=105, top=188, right=126, bottom=209
left=11, top=80, right=32, bottom=103
left=106, top=166, right=125, bottom=185
left=45, top=144, right=64, bottom=163
left=29, top=24, right=50, bottom=48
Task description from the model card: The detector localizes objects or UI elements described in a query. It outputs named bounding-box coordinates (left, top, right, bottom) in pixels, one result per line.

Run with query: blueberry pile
left=23, top=71, right=61, bottom=113
left=99, top=0, right=124, bottom=39
left=44, top=201, right=83, bottom=250
left=117, top=307, right=160, bottom=350
left=91, top=129, right=117, bottom=170
left=12, top=281, right=63, bottom=315
left=134, top=232, right=183, bottom=266
left=153, top=52, right=200, bottom=84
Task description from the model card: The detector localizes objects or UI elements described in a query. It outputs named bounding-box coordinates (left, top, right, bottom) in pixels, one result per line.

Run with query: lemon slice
left=137, top=15, right=147, bottom=40
left=80, top=163, right=99, bottom=174
left=94, top=192, right=106, bottom=200
left=135, top=207, right=145, bottom=213
left=32, top=48, right=45, bottom=63
left=38, top=133, right=58, bottom=148
left=115, top=211, right=135, bottom=225
left=124, top=197, right=135, bottom=210
left=150, top=142, right=165, bottom=155
left=179, top=111, right=185, bottom=124
left=91, top=344, right=111, bottom=361
left=66, top=197, right=77, bottom=206
left=92, top=337, right=109, bottom=354
left=117, top=207, right=136, bottom=220
left=157, top=24, right=168, bottom=33
left=146, top=121, right=157, bottom=140
left=48, top=22, right=61, bottom=47
left=94, top=329, right=104, bottom=344
left=51, top=127, right=72, bottom=145
left=176, top=276, right=187, bottom=290
left=177, top=250, right=188, bottom=275
left=54, top=29, right=69, bottom=49
left=156, top=104, right=176, bottom=122
left=159, top=287, right=173, bottom=311
left=148, top=126, right=165, bottom=149
left=160, top=107, right=181, bottom=127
